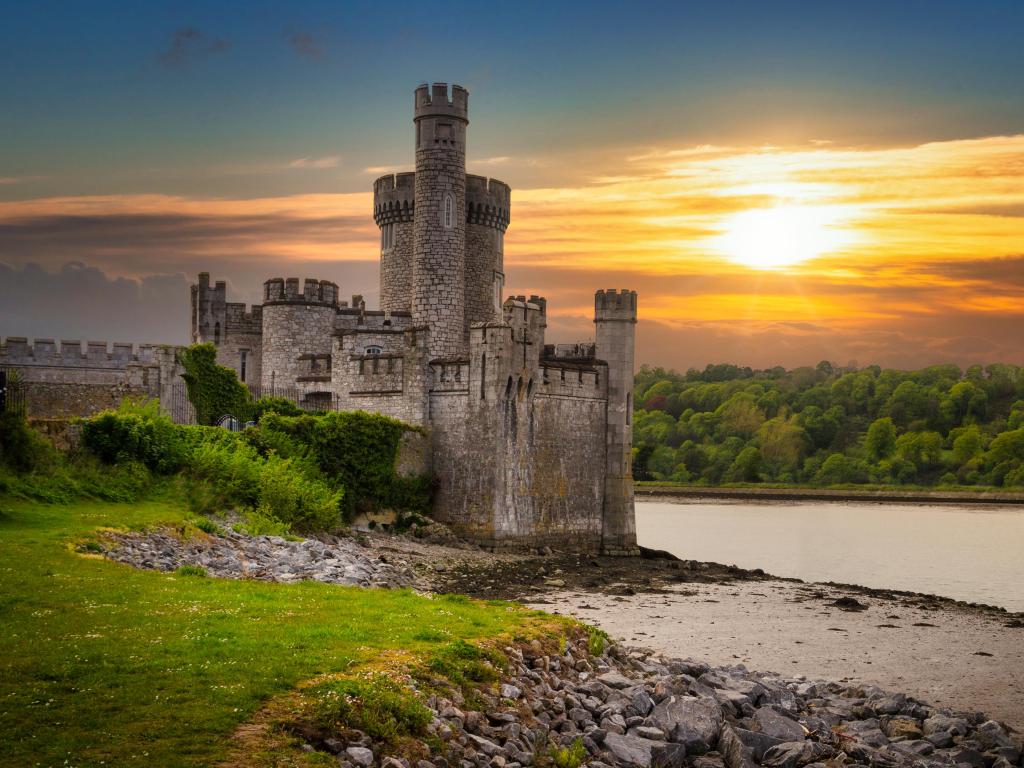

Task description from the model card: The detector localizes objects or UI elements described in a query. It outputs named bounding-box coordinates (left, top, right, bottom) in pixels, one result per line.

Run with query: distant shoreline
left=635, top=484, right=1024, bottom=505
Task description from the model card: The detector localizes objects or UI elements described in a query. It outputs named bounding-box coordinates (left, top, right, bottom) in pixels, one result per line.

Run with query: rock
left=923, top=714, right=970, bottom=738
left=692, top=756, right=726, bottom=768
left=598, top=671, right=635, bottom=690
left=323, top=737, right=346, bottom=754
left=925, top=731, right=955, bottom=748
left=882, top=717, right=923, bottom=741
left=467, top=735, right=503, bottom=757
left=734, top=728, right=784, bottom=761
left=718, top=726, right=758, bottom=768
left=602, top=731, right=661, bottom=767
left=752, top=708, right=805, bottom=742
left=347, top=747, right=375, bottom=767
left=650, top=696, right=722, bottom=755
left=948, top=746, right=988, bottom=768
left=500, top=684, right=522, bottom=700
left=650, top=742, right=686, bottom=768
left=761, top=741, right=835, bottom=768
left=630, top=690, right=655, bottom=717
left=633, top=726, right=666, bottom=741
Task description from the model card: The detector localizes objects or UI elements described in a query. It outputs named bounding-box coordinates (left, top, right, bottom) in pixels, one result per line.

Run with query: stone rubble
left=101, top=527, right=417, bottom=589
left=318, top=636, right=1022, bottom=768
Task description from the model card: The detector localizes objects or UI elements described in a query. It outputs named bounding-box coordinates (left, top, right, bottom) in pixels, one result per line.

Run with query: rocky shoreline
left=288, top=629, right=1023, bottom=768
left=98, top=524, right=1024, bottom=735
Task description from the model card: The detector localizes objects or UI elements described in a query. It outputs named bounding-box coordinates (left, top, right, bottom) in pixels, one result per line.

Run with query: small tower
left=412, top=83, right=469, bottom=359
left=191, top=272, right=227, bottom=346
left=595, top=289, right=640, bottom=555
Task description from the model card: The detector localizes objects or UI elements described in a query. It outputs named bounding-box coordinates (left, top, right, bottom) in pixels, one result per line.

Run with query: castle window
left=443, top=194, right=454, bottom=229
left=214, top=322, right=221, bottom=345
left=365, top=345, right=383, bottom=356
left=240, top=350, right=248, bottom=383
left=497, top=231, right=504, bottom=254
left=626, top=393, right=632, bottom=425
left=381, top=223, right=394, bottom=251
left=480, top=354, right=486, bottom=400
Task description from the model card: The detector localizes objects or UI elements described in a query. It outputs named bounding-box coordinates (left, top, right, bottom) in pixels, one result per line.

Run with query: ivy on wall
left=179, top=344, right=252, bottom=426
left=259, top=411, right=431, bottom=520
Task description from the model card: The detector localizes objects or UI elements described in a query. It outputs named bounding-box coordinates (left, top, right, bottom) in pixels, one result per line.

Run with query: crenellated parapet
left=373, top=173, right=416, bottom=225
left=263, top=277, right=339, bottom=307
left=595, top=288, right=638, bottom=322
left=466, top=175, right=511, bottom=231
left=1, top=337, right=157, bottom=366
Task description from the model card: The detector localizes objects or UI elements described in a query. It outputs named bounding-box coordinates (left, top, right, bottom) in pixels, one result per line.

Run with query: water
left=636, top=498, right=1024, bottom=613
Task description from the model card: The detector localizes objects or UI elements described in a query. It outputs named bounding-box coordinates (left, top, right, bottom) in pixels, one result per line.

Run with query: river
left=636, top=497, right=1024, bottom=613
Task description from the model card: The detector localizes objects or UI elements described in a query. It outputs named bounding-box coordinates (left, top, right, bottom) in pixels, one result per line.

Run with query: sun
left=713, top=204, right=856, bottom=270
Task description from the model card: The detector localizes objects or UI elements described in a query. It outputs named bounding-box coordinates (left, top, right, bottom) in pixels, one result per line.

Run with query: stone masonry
left=187, top=83, right=640, bottom=553
left=3, top=83, right=639, bottom=554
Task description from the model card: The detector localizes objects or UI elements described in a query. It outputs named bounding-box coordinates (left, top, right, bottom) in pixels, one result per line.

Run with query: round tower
left=465, top=175, right=511, bottom=325
left=374, top=172, right=415, bottom=313
left=413, top=82, right=468, bottom=359
left=260, top=277, right=338, bottom=391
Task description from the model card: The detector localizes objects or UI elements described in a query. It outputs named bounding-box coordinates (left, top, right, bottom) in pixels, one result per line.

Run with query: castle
left=190, top=84, right=639, bottom=553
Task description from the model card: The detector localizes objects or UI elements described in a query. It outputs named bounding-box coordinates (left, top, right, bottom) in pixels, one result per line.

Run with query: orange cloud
left=2, top=134, right=1023, bottom=368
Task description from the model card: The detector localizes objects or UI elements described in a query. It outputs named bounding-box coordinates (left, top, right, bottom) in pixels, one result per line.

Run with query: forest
left=632, top=362, right=1024, bottom=488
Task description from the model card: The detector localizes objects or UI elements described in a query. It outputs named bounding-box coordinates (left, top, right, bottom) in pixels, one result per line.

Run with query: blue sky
left=2, top=1, right=1024, bottom=369
left=3, top=0, right=1023, bottom=198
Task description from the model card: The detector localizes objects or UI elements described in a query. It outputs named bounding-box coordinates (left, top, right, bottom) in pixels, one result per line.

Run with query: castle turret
left=260, top=277, right=338, bottom=391
left=191, top=272, right=227, bottom=345
left=413, top=83, right=469, bottom=359
left=374, top=172, right=415, bottom=313
left=595, top=289, right=639, bottom=555
left=465, top=175, right=511, bottom=325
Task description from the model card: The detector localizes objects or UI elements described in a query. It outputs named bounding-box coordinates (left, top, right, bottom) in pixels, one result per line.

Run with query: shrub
left=309, top=674, right=432, bottom=745
left=250, top=396, right=304, bottom=421
left=259, top=411, right=429, bottom=519
left=551, top=738, right=587, bottom=768
left=175, top=565, right=207, bottom=577
left=80, top=402, right=186, bottom=474
left=0, top=409, right=58, bottom=473
left=426, top=640, right=506, bottom=690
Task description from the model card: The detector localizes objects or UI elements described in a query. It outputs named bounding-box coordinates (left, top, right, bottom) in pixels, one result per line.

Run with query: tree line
left=632, top=361, right=1024, bottom=488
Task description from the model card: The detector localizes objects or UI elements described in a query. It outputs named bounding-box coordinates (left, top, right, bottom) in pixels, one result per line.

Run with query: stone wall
left=412, top=83, right=469, bottom=359
left=260, top=302, right=336, bottom=390
left=374, top=172, right=415, bottom=313
left=465, top=174, right=510, bottom=326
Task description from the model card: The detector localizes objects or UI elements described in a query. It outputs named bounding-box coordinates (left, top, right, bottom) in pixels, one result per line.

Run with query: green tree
left=864, top=417, right=897, bottom=461
left=726, top=446, right=761, bottom=483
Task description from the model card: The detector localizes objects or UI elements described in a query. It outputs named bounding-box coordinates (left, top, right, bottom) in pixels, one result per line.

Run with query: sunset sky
left=2, top=1, right=1023, bottom=370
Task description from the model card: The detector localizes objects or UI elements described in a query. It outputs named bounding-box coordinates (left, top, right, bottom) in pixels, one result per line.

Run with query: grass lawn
left=0, top=492, right=560, bottom=767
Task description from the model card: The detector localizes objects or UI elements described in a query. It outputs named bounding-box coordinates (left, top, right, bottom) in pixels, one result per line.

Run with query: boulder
left=718, top=726, right=758, bottom=768
left=752, top=708, right=806, bottom=742
left=602, top=731, right=662, bottom=768
left=760, top=741, right=835, bottom=768
left=347, top=747, right=375, bottom=767
left=650, top=696, right=723, bottom=755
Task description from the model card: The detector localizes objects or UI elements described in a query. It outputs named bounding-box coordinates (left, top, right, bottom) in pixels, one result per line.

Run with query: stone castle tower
left=191, top=83, right=638, bottom=554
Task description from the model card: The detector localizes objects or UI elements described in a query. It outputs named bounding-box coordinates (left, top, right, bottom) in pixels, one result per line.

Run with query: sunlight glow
left=712, top=204, right=858, bottom=270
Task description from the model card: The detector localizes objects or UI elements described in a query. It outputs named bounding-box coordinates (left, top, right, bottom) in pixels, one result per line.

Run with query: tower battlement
left=373, top=172, right=416, bottom=225
left=466, top=175, right=511, bottom=230
left=263, top=277, right=339, bottom=306
left=595, top=289, right=638, bottom=321
left=414, top=83, right=469, bottom=123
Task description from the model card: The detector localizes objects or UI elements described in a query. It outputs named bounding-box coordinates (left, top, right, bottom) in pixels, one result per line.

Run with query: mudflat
left=527, top=579, right=1024, bottom=730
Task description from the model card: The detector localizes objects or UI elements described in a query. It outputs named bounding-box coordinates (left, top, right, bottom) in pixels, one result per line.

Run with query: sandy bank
left=527, top=579, right=1024, bottom=731
left=636, top=485, right=1024, bottom=505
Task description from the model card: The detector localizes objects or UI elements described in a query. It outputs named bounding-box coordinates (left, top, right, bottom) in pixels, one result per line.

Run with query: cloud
left=0, top=176, right=46, bottom=185
left=286, top=32, right=324, bottom=60
left=362, top=166, right=402, bottom=176
left=159, top=27, right=230, bottom=67
left=288, top=156, right=342, bottom=170
left=2, top=133, right=1024, bottom=369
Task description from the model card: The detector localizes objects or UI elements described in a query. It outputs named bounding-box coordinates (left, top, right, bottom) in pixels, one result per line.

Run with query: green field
left=0, top=494, right=556, bottom=767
